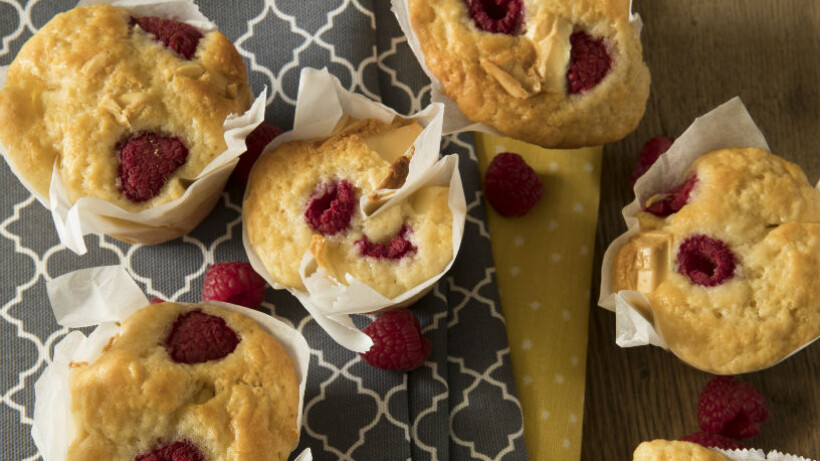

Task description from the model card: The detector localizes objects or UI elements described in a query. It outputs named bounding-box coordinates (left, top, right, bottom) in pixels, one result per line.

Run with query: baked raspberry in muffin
left=611, top=148, right=820, bottom=374
left=67, top=302, right=299, bottom=461
left=633, top=440, right=729, bottom=461
left=406, top=0, right=650, bottom=147
left=244, top=118, right=454, bottom=300
left=0, top=5, right=251, bottom=211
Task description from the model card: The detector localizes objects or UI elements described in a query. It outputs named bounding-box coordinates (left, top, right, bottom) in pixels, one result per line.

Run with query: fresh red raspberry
left=131, top=16, right=203, bottom=60
left=149, top=297, right=165, bottom=304
left=698, top=376, right=769, bottom=439
left=360, top=309, right=431, bottom=371
left=567, top=31, right=612, bottom=94
left=165, top=309, right=240, bottom=364
left=202, top=261, right=267, bottom=309
left=677, top=235, right=737, bottom=287
left=483, top=152, right=543, bottom=217
left=465, top=0, right=524, bottom=35
left=304, top=180, right=357, bottom=235
left=679, top=431, right=745, bottom=450
left=135, top=440, right=205, bottom=461
left=644, top=176, right=698, bottom=217
left=630, top=136, right=675, bottom=187
left=116, top=132, right=188, bottom=203
left=233, top=121, right=284, bottom=184
left=355, top=225, right=417, bottom=260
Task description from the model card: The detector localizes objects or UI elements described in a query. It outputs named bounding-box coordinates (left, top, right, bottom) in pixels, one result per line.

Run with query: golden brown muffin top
left=613, top=148, right=820, bottom=374
left=245, top=118, right=454, bottom=299
left=633, top=440, right=728, bottom=461
left=0, top=4, right=251, bottom=211
left=67, top=302, right=299, bottom=461
left=408, top=0, right=649, bottom=147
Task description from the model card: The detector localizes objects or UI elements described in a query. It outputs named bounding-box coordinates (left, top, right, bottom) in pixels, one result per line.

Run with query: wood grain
left=583, top=1, right=820, bottom=459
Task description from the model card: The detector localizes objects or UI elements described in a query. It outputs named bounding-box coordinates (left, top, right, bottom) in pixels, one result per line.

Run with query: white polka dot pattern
left=475, top=133, right=602, bottom=461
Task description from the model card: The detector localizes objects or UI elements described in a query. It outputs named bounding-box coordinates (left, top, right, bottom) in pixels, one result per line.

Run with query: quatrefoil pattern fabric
left=0, top=1, right=527, bottom=460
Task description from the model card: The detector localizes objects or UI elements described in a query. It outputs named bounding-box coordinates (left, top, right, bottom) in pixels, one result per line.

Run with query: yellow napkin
left=474, top=133, right=602, bottom=461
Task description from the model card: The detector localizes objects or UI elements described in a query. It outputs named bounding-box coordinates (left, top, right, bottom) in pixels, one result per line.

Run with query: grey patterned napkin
left=0, top=1, right=528, bottom=459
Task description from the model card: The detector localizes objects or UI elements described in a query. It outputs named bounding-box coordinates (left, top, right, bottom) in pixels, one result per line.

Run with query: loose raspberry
left=149, top=297, right=165, bottom=304
left=465, top=0, right=524, bottom=35
left=131, top=16, right=203, bottom=60
left=698, top=376, right=769, bottom=439
left=645, top=176, right=698, bottom=217
left=679, top=432, right=745, bottom=450
left=483, top=152, right=543, bottom=217
left=135, top=440, right=205, bottom=461
left=116, top=132, right=188, bottom=203
left=360, top=309, right=431, bottom=371
left=233, top=121, right=284, bottom=184
left=630, top=136, right=675, bottom=187
left=567, top=31, right=612, bottom=94
left=165, top=309, right=240, bottom=364
left=677, top=235, right=737, bottom=287
left=355, top=225, right=417, bottom=260
left=202, top=261, right=266, bottom=310
left=304, top=180, right=357, bottom=235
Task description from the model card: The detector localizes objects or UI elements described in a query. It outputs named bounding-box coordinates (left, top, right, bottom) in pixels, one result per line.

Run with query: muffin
left=406, top=0, right=650, bottom=147
left=612, top=147, right=820, bottom=374
left=633, top=440, right=728, bottom=461
left=244, top=117, right=454, bottom=300
left=0, top=4, right=251, bottom=211
left=67, top=302, right=299, bottom=461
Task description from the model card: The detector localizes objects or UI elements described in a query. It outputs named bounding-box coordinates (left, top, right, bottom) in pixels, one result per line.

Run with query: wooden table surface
left=582, top=1, right=820, bottom=459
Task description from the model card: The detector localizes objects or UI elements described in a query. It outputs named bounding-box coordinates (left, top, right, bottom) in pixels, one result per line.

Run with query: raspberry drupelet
left=116, top=132, right=189, bottom=203
left=202, top=261, right=267, bottom=310
left=233, top=121, right=284, bottom=185
left=676, top=235, right=737, bottom=287
left=631, top=136, right=675, bottom=187
left=131, top=16, right=203, bottom=59
left=165, top=309, right=240, bottom=364
left=645, top=176, right=699, bottom=217
left=567, top=31, right=613, bottom=94
left=465, top=0, right=524, bottom=35
left=135, top=440, right=205, bottom=461
left=304, top=180, right=357, bottom=236
left=483, top=152, right=543, bottom=217
left=355, top=225, right=418, bottom=260
left=361, top=309, right=431, bottom=371
left=697, top=376, right=769, bottom=439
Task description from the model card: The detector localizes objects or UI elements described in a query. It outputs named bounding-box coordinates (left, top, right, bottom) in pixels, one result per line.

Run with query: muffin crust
left=0, top=5, right=251, bottom=211
left=633, top=440, right=728, bottom=461
left=67, top=302, right=299, bottom=461
left=613, top=148, right=820, bottom=374
left=408, top=0, right=650, bottom=147
left=245, top=118, right=454, bottom=299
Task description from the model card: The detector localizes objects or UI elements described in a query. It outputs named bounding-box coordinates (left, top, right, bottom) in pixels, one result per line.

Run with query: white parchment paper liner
left=0, top=0, right=267, bottom=255
left=32, top=266, right=311, bottom=461
left=598, top=97, right=820, bottom=372
left=391, top=0, right=643, bottom=137
left=242, top=68, right=467, bottom=353
left=716, top=448, right=816, bottom=461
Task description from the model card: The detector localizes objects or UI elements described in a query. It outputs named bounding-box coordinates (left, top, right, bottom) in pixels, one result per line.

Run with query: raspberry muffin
left=633, top=440, right=728, bottom=461
left=0, top=4, right=251, bottom=211
left=244, top=117, right=454, bottom=300
left=612, top=148, right=820, bottom=374
left=407, top=0, right=650, bottom=147
left=67, top=302, right=299, bottom=461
